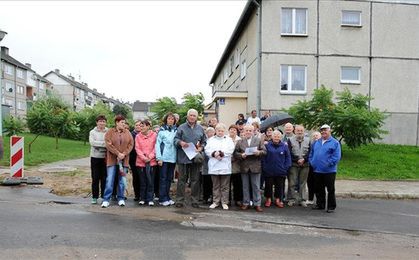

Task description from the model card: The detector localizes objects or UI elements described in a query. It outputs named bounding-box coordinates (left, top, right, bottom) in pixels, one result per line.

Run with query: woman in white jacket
left=205, top=123, right=235, bottom=210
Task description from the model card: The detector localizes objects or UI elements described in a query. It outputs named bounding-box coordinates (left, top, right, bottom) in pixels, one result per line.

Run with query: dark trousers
left=159, top=162, right=175, bottom=202
left=176, top=163, right=201, bottom=204
left=90, top=157, right=107, bottom=199
left=138, top=165, right=156, bottom=202
left=154, top=166, right=160, bottom=198
left=130, top=160, right=141, bottom=199
left=202, top=175, right=213, bottom=201
left=314, top=172, right=336, bottom=210
left=230, top=173, right=243, bottom=202
left=307, top=166, right=315, bottom=201
left=264, top=176, right=285, bottom=200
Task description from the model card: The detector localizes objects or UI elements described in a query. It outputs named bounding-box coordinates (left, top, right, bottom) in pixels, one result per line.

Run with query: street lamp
left=0, top=29, right=7, bottom=159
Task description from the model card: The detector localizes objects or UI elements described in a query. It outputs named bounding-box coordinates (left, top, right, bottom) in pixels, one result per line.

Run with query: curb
left=336, top=192, right=419, bottom=200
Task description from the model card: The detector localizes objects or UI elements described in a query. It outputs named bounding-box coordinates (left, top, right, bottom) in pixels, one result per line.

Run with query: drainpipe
left=252, top=0, right=262, bottom=116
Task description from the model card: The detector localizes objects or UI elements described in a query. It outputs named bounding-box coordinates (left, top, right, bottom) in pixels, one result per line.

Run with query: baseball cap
left=320, top=124, right=331, bottom=130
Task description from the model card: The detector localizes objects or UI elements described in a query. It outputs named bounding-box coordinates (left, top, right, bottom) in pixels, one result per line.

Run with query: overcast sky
left=0, top=0, right=247, bottom=104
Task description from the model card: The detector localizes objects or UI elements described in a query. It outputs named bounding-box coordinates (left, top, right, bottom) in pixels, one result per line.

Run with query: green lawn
left=1, top=133, right=90, bottom=167
left=338, top=144, right=419, bottom=180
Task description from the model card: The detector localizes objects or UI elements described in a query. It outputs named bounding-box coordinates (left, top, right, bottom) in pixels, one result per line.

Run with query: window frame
left=341, top=10, right=362, bottom=27
left=240, top=59, right=247, bottom=80
left=5, top=64, right=14, bottom=76
left=17, top=85, right=25, bottom=95
left=281, top=8, right=308, bottom=36
left=280, top=64, right=307, bottom=94
left=340, top=66, right=361, bottom=84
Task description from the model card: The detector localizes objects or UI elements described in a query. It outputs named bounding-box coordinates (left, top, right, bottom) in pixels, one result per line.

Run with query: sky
left=0, top=0, right=247, bottom=104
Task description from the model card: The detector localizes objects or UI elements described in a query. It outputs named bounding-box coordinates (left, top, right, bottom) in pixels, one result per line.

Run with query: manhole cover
left=38, top=166, right=77, bottom=173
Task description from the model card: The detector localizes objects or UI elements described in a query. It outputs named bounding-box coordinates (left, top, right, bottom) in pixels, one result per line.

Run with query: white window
left=6, top=82, right=14, bottom=92
left=17, top=69, right=24, bottom=79
left=17, top=101, right=25, bottom=110
left=280, top=65, right=307, bottom=93
left=39, top=82, right=45, bottom=90
left=17, top=85, right=24, bottom=94
left=240, top=59, right=247, bottom=80
left=281, top=8, right=307, bottom=36
left=5, top=64, right=14, bottom=75
left=5, top=99, right=13, bottom=107
left=341, top=66, right=361, bottom=84
left=341, top=11, right=362, bottom=27
left=223, top=68, right=228, bottom=83
left=235, top=48, right=240, bottom=68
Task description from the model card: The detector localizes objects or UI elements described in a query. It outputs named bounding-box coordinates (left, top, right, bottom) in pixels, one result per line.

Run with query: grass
left=1, top=133, right=90, bottom=167
left=338, top=144, right=419, bottom=180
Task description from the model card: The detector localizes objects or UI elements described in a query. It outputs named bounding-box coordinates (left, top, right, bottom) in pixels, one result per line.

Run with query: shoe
left=306, top=200, right=314, bottom=205
left=148, top=201, right=154, bottom=206
left=160, top=201, right=171, bottom=206
left=255, top=206, right=263, bottom=212
left=249, top=201, right=253, bottom=207
left=264, top=198, right=272, bottom=207
left=168, top=200, right=175, bottom=205
left=300, top=201, right=308, bottom=208
left=287, top=200, right=295, bottom=207
left=191, top=203, right=200, bottom=208
left=101, top=201, right=109, bottom=208
left=312, top=205, right=325, bottom=210
left=222, top=204, right=229, bottom=210
left=175, top=202, right=184, bottom=208
left=240, top=205, right=249, bottom=210
left=209, top=203, right=218, bottom=209
left=139, top=200, right=145, bottom=205
left=326, top=209, right=335, bottom=213
left=275, top=199, right=284, bottom=208
left=118, top=200, right=125, bottom=207
left=91, top=198, right=97, bottom=204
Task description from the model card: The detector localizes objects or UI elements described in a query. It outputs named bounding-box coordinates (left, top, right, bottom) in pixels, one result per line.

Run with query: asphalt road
left=0, top=186, right=418, bottom=259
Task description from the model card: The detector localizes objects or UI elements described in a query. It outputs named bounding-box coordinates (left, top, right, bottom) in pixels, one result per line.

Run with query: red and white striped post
left=10, top=136, right=24, bottom=178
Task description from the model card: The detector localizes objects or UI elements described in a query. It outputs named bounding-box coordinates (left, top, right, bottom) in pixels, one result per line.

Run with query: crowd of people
left=89, top=109, right=341, bottom=213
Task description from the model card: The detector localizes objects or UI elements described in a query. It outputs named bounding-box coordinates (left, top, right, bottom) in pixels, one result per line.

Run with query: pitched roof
left=132, top=101, right=155, bottom=112
left=44, top=70, right=90, bottom=92
left=1, top=47, right=34, bottom=72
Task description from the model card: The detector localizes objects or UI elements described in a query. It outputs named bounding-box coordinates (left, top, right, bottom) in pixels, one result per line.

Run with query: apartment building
left=209, top=0, right=419, bottom=145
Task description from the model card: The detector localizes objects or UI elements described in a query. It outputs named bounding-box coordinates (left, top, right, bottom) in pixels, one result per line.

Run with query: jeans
left=103, top=165, right=127, bottom=202
left=90, top=157, right=107, bottom=199
left=138, top=165, right=156, bottom=202
left=314, top=172, right=336, bottom=210
left=159, top=162, right=175, bottom=202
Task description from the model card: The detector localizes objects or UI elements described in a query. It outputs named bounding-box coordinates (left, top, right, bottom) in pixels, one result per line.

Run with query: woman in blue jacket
left=263, top=130, right=291, bottom=208
left=155, top=113, right=177, bottom=206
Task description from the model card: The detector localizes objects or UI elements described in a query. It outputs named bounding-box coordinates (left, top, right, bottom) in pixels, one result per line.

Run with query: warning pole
left=10, top=136, right=24, bottom=178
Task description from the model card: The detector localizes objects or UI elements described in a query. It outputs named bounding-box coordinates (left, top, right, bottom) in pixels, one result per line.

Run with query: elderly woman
left=228, top=124, right=242, bottom=206
left=101, top=115, right=134, bottom=208
left=235, top=124, right=266, bottom=212
left=263, top=130, right=291, bottom=208
left=205, top=123, right=235, bottom=210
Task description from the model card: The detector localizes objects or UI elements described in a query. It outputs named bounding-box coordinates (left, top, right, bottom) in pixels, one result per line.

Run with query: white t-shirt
left=246, top=116, right=261, bottom=125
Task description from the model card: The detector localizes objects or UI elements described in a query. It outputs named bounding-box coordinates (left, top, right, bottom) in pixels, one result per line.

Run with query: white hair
left=187, top=109, right=198, bottom=116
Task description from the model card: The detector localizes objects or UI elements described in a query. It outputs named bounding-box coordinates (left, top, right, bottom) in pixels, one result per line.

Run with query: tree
left=178, top=92, right=205, bottom=124
left=2, top=116, right=26, bottom=136
left=113, top=103, right=132, bottom=119
left=285, top=86, right=387, bottom=149
left=150, top=97, right=179, bottom=123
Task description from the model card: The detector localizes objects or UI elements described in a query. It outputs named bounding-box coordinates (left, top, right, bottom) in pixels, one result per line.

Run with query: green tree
left=2, top=116, right=26, bottom=136
left=150, top=97, right=179, bottom=123
left=285, top=86, right=387, bottom=149
left=113, top=103, right=132, bottom=119
left=178, top=92, right=205, bottom=123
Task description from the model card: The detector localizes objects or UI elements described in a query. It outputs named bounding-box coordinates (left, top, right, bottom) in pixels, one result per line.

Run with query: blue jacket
left=262, top=141, right=291, bottom=177
left=309, top=136, right=341, bottom=174
left=155, top=125, right=177, bottom=163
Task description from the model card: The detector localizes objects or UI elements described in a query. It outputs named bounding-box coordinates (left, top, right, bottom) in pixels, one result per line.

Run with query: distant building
left=132, top=100, right=155, bottom=121
left=209, top=0, right=419, bottom=145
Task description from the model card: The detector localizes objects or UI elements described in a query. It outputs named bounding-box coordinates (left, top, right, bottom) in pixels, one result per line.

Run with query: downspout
left=252, top=0, right=262, bottom=116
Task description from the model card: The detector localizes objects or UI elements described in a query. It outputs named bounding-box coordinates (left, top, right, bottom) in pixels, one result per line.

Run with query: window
left=39, top=82, right=45, bottom=90
left=281, top=8, right=307, bottom=35
left=17, top=85, right=24, bottom=94
left=240, top=59, right=247, bottom=80
left=17, top=101, right=25, bottom=110
left=223, top=68, right=228, bottom=83
left=6, top=82, right=14, bottom=92
left=235, top=48, right=240, bottom=68
left=5, top=99, right=13, bottom=107
left=341, top=11, right=361, bottom=27
left=17, top=69, right=24, bottom=79
left=229, top=56, right=234, bottom=75
left=341, top=66, right=361, bottom=84
left=280, top=65, right=307, bottom=93
left=5, top=64, right=14, bottom=75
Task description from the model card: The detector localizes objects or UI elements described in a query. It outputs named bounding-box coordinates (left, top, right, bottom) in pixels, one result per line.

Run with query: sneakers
left=148, top=201, right=155, bottom=206
left=209, top=203, right=219, bottom=209
left=160, top=201, right=171, bottom=207
left=118, top=200, right=125, bottom=207
left=168, top=200, right=175, bottom=205
left=300, top=201, right=308, bottom=208
left=101, top=201, right=109, bottom=208
left=91, top=198, right=97, bottom=204
left=139, top=200, right=145, bottom=205
left=222, top=204, right=229, bottom=210
left=306, top=200, right=314, bottom=205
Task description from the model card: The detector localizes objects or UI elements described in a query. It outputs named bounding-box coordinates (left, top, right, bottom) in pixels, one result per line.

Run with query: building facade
left=209, top=0, right=419, bottom=145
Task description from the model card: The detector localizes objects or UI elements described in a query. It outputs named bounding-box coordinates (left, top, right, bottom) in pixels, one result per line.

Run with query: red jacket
left=135, top=131, right=157, bottom=167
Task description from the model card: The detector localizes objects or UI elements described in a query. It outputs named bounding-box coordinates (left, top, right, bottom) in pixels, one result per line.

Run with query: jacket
left=204, top=135, right=235, bottom=175
left=309, top=136, right=341, bottom=174
left=129, top=130, right=140, bottom=165
left=263, top=141, right=291, bottom=177
left=230, top=135, right=241, bottom=174
left=234, top=136, right=267, bottom=174
left=104, top=128, right=134, bottom=167
left=155, top=125, right=177, bottom=163
left=89, top=126, right=108, bottom=158
left=135, top=130, right=157, bottom=167
left=174, top=121, right=207, bottom=164
left=287, top=135, right=311, bottom=167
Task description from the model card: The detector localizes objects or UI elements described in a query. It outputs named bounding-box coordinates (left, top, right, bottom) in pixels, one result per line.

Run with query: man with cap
left=309, top=124, right=341, bottom=213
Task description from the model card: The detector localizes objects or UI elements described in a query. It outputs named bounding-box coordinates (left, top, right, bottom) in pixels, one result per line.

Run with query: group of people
left=89, top=109, right=341, bottom=213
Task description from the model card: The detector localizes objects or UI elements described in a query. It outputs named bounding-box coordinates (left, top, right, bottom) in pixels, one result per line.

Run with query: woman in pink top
left=135, top=120, right=157, bottom=206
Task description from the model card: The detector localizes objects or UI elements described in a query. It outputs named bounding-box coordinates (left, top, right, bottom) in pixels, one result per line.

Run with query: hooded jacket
left=155, top=125, right=177, bottom=163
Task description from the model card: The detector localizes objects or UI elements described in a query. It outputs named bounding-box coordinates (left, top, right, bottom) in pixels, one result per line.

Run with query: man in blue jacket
left=309, top=124, right=341, bottom=213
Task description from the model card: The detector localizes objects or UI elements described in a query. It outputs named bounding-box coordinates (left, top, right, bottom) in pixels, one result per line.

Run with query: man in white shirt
left=246, top=110, right=261, bottom=125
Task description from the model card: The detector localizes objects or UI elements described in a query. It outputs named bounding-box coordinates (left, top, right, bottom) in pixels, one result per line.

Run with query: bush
left=2, top=116, right=26, bottom=136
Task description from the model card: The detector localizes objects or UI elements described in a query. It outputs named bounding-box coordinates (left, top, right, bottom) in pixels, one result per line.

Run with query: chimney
left=55, top=69, right=60, bottom=74
left=1, top=46, right=9, bottom=55
left=25, top=63, right=31, bottom=68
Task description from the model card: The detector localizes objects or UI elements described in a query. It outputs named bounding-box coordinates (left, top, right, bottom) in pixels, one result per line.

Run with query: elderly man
left=235, top=125, right=266, bottom=212
left=174, top=109, right=207, bottom=208
left=282, top=123, right=294, bottom=142
left=287, top=125, right=311, bottom=207
left=309, top=124, right=341, bottom=213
